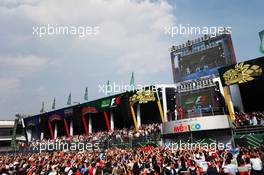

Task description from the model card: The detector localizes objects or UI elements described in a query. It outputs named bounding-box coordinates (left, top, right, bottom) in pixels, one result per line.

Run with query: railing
left=12, top=132, right=162, bottom=154
left=234, top=125, right=264, bottom=135
left=97, top=133, right=161, bottom=149
left=183, top=107, right=226, bottom=119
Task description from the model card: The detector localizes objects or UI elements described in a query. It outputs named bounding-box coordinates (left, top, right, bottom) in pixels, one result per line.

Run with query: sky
left=0, top=0, right=263, bottom=119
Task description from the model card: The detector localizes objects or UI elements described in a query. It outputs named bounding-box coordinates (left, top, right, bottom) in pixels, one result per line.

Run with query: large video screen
left=178, top=45, right=225, bottom=81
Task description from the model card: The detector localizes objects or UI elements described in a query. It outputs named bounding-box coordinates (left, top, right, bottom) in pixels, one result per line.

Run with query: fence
left=5, top=133, right=161, bottom=154
left=183, top=107, right=226, bottom=119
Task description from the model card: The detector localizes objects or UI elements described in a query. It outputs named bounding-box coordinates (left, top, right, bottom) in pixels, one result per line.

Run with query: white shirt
left=252, top=116, right=258, bottom=125
left=250, top=158, right=263, bottom=171
left=260, top=119, right=264, bottom=125
left=223, top=164, right=238, bottom=175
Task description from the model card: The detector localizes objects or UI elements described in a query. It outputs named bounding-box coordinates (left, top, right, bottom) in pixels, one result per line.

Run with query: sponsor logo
left=173, top=123, right=201, bottom=132
left=101, top=96, right=121, bottom=108
left=110, top=96, right=121, bottom=108
left=83, top=107, right=98, bottom=113
left=101, top=98, right=111, bottom=108
left=64, top=108, right=73, bottom=116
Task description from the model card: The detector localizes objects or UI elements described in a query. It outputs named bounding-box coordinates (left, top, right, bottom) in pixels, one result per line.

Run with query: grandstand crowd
left=21, top=123, right=161, bottom=149
left=1, top=144, right=264, bottom=175
left=0, top=123, right=264, bottom=175
left=1, top=115, right=264, bottom=175
left=234, top=112, right=264, bottom=127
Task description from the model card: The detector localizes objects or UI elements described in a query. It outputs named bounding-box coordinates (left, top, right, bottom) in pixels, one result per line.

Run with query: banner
left=218, top=56, right=264, bottom=86
left=81, top=93, right=124, bottom=113
left=129, top=89, right=156, bottom=105
left=162, top=115, right=230, bottom=134
left=24, top=115, right=40, bottom=126
left=67, top=93, right=71, bottom=105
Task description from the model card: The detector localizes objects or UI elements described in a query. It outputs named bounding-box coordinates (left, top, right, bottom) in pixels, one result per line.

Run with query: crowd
left=19, top=123, right=161, bottom=151
left=3, top=118, right=264, bottom=175
left=1, top=144, right=264, bottom=175
left=234, top=112, right=264, bottom=127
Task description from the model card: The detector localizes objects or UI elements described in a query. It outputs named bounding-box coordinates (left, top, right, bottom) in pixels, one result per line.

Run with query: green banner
left=218, top=57, right=264, bottom=86
left=101, top=98, right=111, bottom=108
left=80, top=93, right=124, bottom=112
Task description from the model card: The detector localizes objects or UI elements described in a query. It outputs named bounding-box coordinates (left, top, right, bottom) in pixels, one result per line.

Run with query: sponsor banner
left=24, top=115, right=41, bottom=126
left=110, top=96, right=121, bottom=108
left=64, top=108, right=73, bottom=117
left=218, top=56, right=264, bottom=86
left=162, top=115, right=230, bottom=134
left=83, top=106, right=98, bottom=113
left=129, top=89, right=156, bottom=105
left=81, top=94, right=124, bottom=112
left=101, top=98, right=111, bottom=108
left=101, top=96, right=121, bottom=108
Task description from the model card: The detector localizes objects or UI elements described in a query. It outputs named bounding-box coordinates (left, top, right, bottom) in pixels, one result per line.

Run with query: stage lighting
left=207, top=79, right=210, bottom=85
left=188, top=83, right=191, bottom=89
left=214, top=81, right=220, bottom=92
left=190, top=83, right=193, bottom=89
left=209, top=79, right=214, bottom=85
left=170, top=47, right=174, bottom=52
left=197, top=81, right=201, bottom=87
left=202, top=80, right=205, bottom=86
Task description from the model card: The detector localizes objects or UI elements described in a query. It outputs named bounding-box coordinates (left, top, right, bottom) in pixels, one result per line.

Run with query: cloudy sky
left=0, top=0, right=263, bottom=119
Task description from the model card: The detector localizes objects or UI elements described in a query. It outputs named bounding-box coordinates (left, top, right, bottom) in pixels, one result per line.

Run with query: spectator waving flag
left=106, top=80, right=110, bottom=96
left=130, top=72, right=135, bottom=90
left=67, top=93, right=71, bottom=105
left=84, top=87, right=88, bottom=101
left=52, top=97, right=56, bottom=110
left=259, top=30, right=264, bottom=54
left=40, top=101, right=44, bottom=113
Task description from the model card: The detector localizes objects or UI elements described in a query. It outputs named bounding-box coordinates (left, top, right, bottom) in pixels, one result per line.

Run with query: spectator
left=207, top=161, right=219, bottom=175
left=222, top=158, right=238, bottom=175
left=250, top=153, right=263, bottom=175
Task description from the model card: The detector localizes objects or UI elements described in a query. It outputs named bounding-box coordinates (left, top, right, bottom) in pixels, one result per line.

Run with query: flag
left=106, top=80, right=110, bottom=96
left=84, top=87, right=88, bottom=101
left=52, top=98, right=56, bottom=110
left=40, top=101, right=44, bottom=113
left=130, top=72, right=135, bottom=90
left=259, top=30, right=264, bottom=54
left=67, top=93, right=71, bottom=105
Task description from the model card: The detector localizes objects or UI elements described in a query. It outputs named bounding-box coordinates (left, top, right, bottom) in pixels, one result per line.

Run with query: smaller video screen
left=176, top=87, right=226, bottom=118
